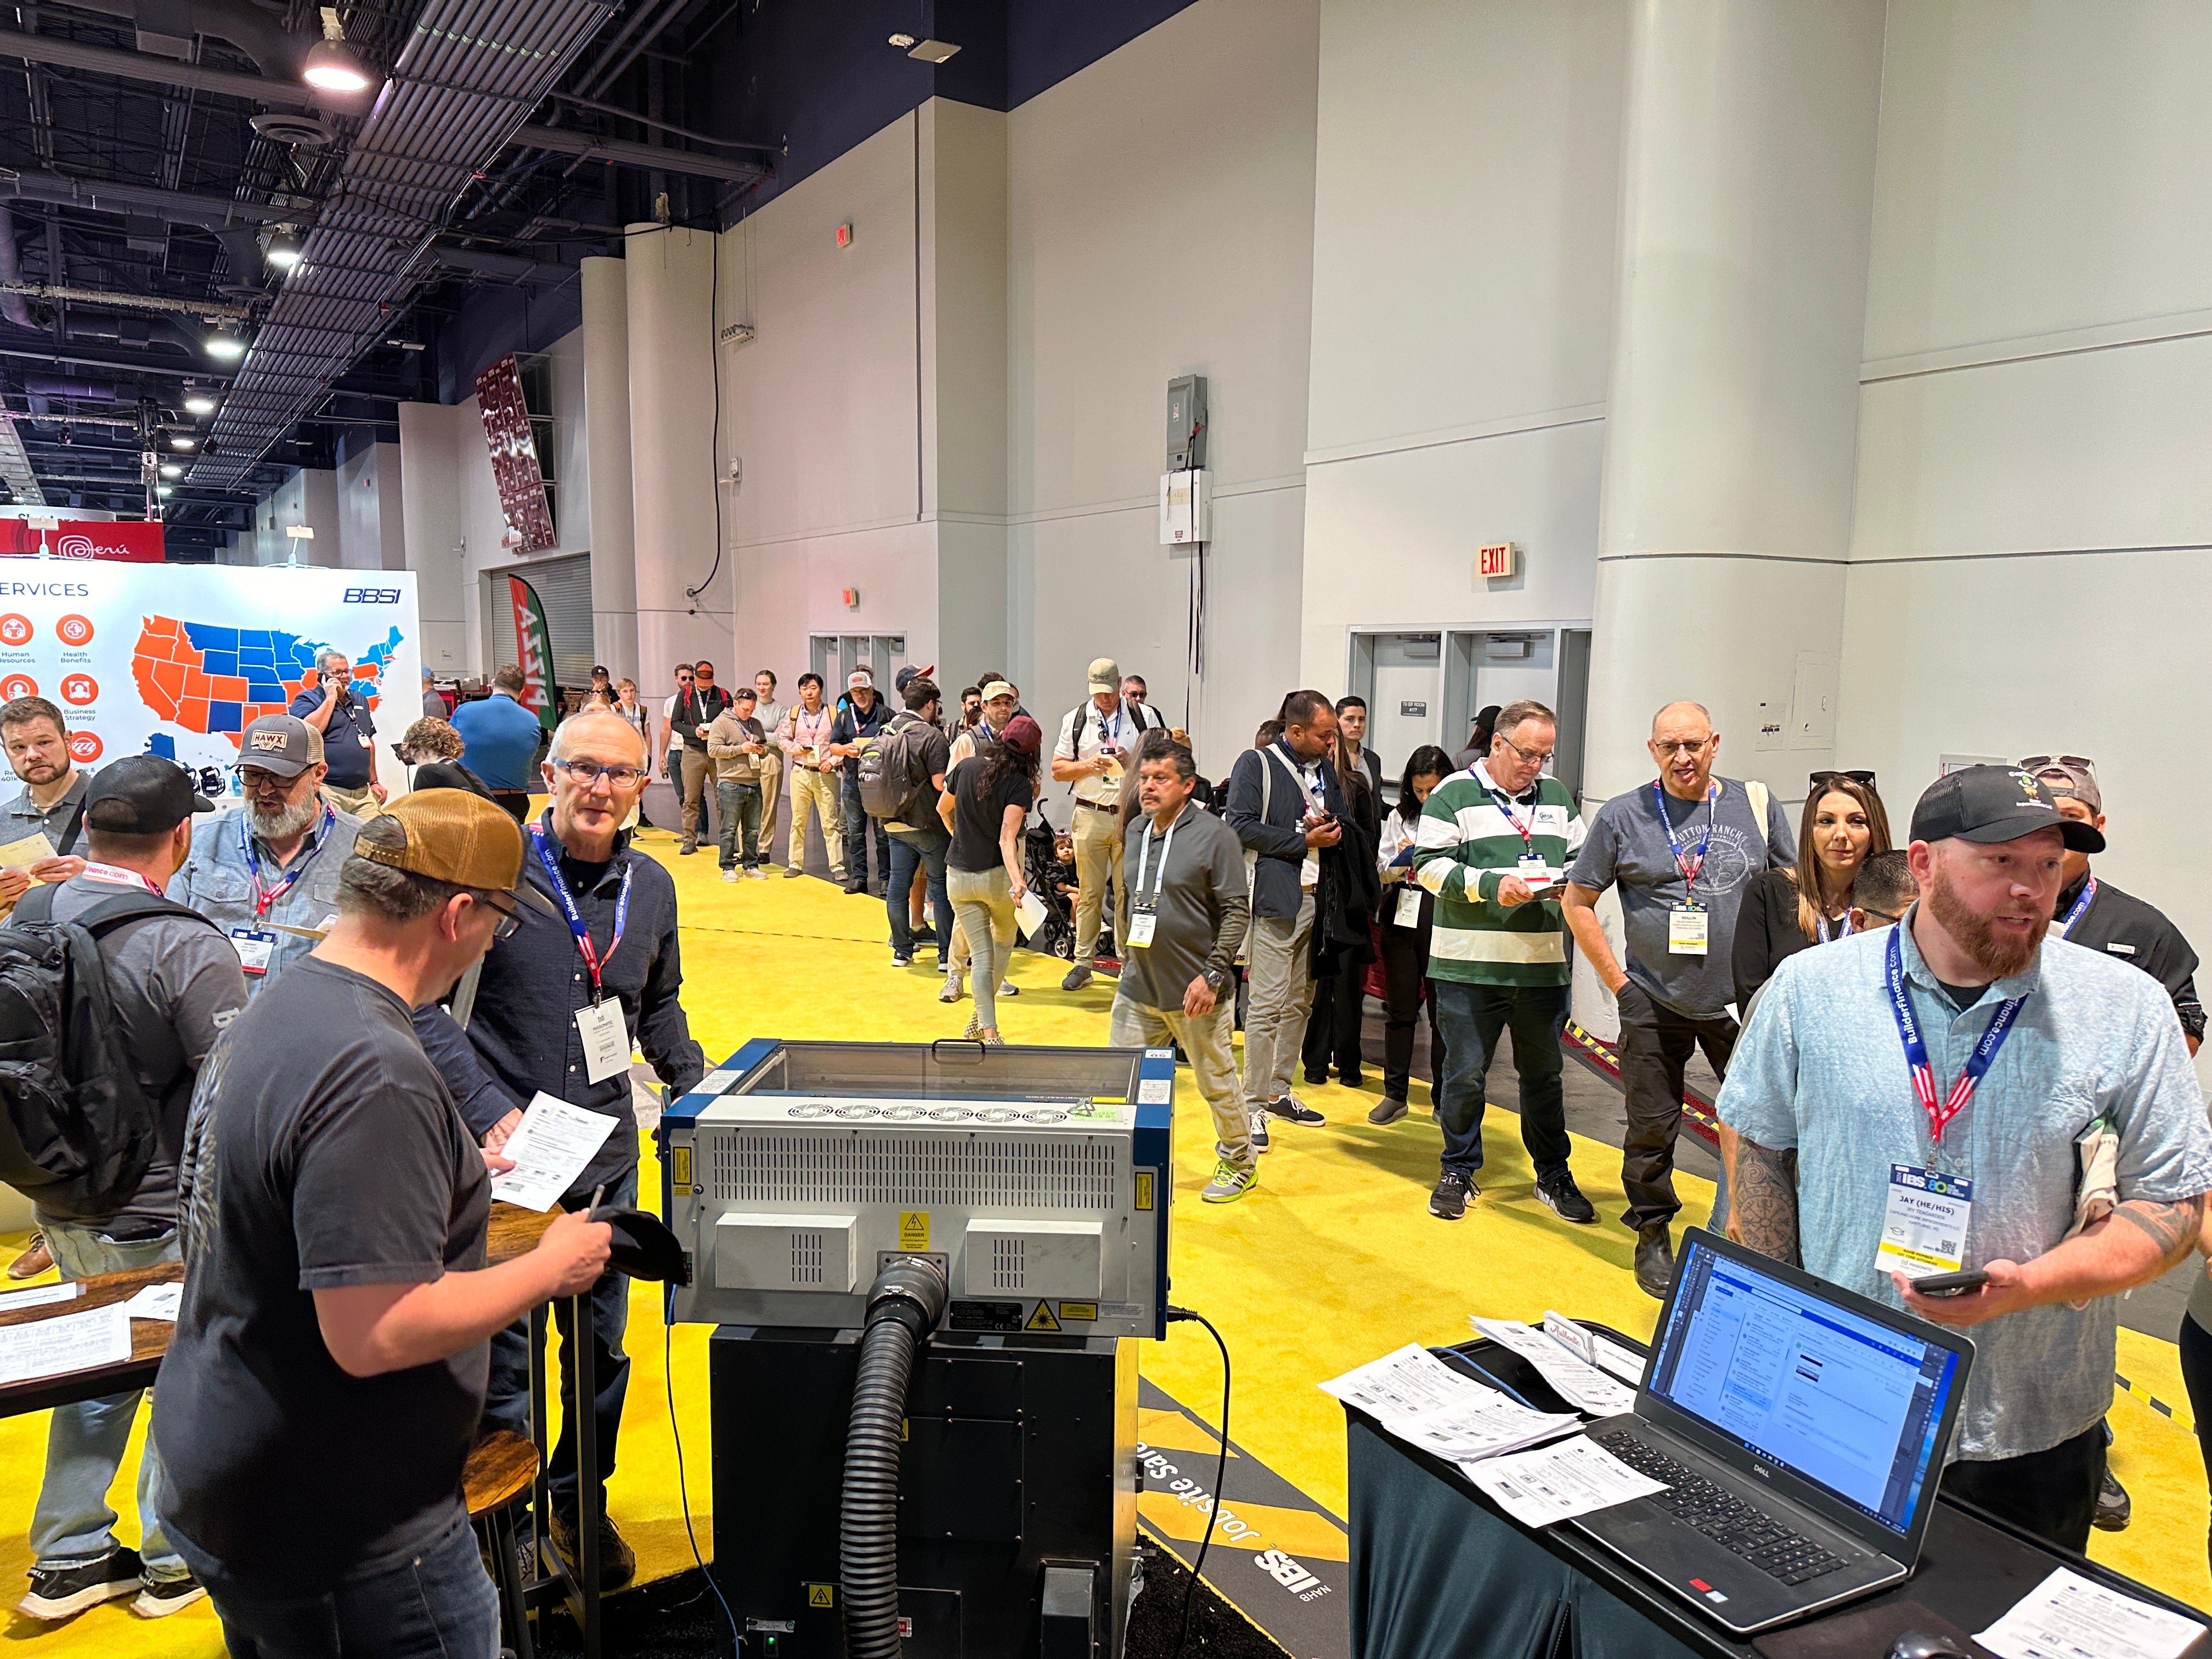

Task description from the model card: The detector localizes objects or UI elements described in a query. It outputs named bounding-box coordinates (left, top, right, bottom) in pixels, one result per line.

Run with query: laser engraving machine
left=662, top=1038, right=1175, bottom=1658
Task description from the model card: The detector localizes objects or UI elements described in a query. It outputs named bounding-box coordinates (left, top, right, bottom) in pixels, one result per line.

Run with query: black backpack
left=857, top=712, right=932, bottom=822
left=0, top=883, right=223, bottom=1221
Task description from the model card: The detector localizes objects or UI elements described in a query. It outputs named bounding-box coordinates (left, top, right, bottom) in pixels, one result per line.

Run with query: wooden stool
left=465, top=1430, right=541, bottom=1659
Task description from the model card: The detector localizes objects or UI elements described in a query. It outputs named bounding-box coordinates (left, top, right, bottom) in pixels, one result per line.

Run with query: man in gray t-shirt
left=13, top=756, right=244, bottom=1624
left=1562, top=700, right=1793, bottom=1300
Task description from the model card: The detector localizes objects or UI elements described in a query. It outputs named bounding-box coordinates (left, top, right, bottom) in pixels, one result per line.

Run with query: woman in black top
left=1369, top=744, right=1456, bottom=1120
left=938, top=715, right=1041, bottom=1045
left=1731, top=774, right=1892, bottom=1007
left=1304, top=718, right=1386, bottom=1087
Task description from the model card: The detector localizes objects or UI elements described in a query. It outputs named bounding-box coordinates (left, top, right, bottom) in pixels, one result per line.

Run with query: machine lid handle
left=928, top=1037, right=989, bottom=1065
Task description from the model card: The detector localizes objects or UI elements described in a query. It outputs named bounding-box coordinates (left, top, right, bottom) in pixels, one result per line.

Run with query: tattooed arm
left=1720, top=1124, right=1801, bottom=1267
left=1901, top=1190, right=2208, bottom=1329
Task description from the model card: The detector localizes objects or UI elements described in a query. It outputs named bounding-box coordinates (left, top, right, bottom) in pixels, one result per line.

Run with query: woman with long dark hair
left=938, top=715, right=1042, bottom=1044
left=1302, top=714, right=1386, bottom=1086
left=1731, top=772, right=1892, bottom=1006
left=1368, top=744, right=1455, bottom=1122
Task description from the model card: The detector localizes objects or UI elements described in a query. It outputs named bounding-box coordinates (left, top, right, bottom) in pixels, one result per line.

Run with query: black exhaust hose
left=841, top=1256, right=949, bottom=1659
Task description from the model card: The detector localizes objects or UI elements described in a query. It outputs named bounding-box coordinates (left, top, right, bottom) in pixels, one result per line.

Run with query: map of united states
left=131, top=616, right=403, bottom=742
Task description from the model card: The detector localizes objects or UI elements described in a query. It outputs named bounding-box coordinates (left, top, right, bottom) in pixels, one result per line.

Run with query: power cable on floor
left=666, top=1319, right=743, bottom=1654
left=1165, top=1305, right=1231, bottom=1659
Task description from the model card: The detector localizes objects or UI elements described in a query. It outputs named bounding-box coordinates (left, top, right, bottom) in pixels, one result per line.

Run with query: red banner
left=473, top=353, right=556, bottom=554
left=0, top=517, right=165, bottom=561
left=505, top=573, right=557, bottom=731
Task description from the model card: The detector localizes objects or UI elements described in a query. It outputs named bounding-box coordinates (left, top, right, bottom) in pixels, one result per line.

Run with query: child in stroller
left=1022, top=812, right=1084, bottom=960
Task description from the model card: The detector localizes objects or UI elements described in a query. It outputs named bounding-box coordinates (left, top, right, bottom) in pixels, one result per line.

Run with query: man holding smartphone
left=290, top=651, right=383, bottom=816
left=1051, top=658, right=1161, bottom=991
left=1717, top=766, right=2212, bottom=1552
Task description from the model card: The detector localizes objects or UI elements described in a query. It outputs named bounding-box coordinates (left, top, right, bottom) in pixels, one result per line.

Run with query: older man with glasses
left=413, top=708, right=705, bottom=1592
left=170, top=714, right=362, bottom=992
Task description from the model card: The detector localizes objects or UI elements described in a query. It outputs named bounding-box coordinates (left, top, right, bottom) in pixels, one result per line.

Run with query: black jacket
left=1226, top=741, right=1348, bottom=922
left=2054, top=871, right=2205, bottom=1041
left=1732, top=866, right=1821, bottom=1008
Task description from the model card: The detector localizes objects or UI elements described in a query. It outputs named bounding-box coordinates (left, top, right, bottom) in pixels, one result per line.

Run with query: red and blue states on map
left=132, top=617, right=403, bottom=742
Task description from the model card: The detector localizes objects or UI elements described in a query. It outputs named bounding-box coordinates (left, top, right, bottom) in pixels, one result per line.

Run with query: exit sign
left=1478, top=542, right=1518, bottom=579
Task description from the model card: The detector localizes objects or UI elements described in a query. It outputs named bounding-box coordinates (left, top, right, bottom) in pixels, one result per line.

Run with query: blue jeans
left=840, top=772, right=890, bottom=888
left=481, top=1166, right=635, bottom=1536
left=888, top=825, right=950, bottom=962
left=1433, top=980, right=1572, bottom=1181
left=32, top=1217, right=185, bottom=1576
left=716, top=778, right=763, bottom=868
left=188, top=1514, right=497, bottom=1659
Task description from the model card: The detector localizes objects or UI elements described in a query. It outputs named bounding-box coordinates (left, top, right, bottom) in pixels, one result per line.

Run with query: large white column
left=582, top=256, right=639, bottom=684
left=1583, top=0, right=1887, bottom=804
left=397, top=402, right=469, bottom=674
left=624, top=223, right=731, bottom=684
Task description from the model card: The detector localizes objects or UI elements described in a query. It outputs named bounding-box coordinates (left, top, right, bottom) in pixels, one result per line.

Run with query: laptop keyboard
left=1593, top=1431, right=1851, bottom=1587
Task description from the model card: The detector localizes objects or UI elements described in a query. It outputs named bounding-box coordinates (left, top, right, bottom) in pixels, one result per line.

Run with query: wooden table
left=0, top=1260, right=180, bottom=1417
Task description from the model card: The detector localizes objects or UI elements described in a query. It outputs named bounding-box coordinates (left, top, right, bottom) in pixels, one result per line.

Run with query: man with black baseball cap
left=156, top=789, right=601, bottom=1655
left=13, top=755, right=243, bottom=1623
left=1717, top=765, right=2212, bottom=1550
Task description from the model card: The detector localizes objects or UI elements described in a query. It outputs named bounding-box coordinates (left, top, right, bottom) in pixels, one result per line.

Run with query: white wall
left=239, top=466, right=340, bottom=566
left=1299, top=0, right=1625, bottom=714
left=1009, top=0, right=1319, bottom=771
left=397, top=402, right=467, bottom=671
left=336, top=442, right=404, bottom=572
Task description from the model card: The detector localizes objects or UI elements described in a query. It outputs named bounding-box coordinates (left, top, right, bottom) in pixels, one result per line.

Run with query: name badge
left=1875, top=1164, right=1973, bottom=1279
left=1395, top=886, right=1423, bottom=928
left=1126, top=909, right=1158, bottom=949
left=230, top=928, right=276, bottom=976
left=1667, top=905, right=1708, bottom=955
left=575, top=998, right=631, bottom=1085
left=357, top=733, right=373, bottom=747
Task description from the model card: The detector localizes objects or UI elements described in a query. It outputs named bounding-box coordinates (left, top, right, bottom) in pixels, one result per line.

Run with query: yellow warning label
left=1026, top=1301, right=1063, bottom=1332
left=1134, top=1171, right=1155, bottom=1211
left=899, top=1211, right=930, bottom=1251
left=670, top=1146, right=692, bottom=1188
left=1059, top=1301, right=1099, bottom=1322
left=805, top=1583, right=834, bottom=1608
left=900, top=1418, right=909, bottom=1442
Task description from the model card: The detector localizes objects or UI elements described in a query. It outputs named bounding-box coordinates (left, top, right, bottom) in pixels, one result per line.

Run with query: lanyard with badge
left=1873, top=925, right=2028, bottom=1279
left=531, top=827, right=636, bottom=1084
left=80, top=861, right=163, bottom=895
left=2056, top=876, right=2097, bottom=939
left=1488, top=776, right=1552, bottom=887
left=1126, top=810, right=1181, bottom=949
left=232, top=804, right=335, bottom=975
left=1814, top=911, right=1854, bottom=944
left=1653, top=780, right=1717, bottom=955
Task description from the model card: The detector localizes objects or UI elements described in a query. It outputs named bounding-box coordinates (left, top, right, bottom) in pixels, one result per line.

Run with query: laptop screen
left=1647, top=1238, right=1963, bottom=1539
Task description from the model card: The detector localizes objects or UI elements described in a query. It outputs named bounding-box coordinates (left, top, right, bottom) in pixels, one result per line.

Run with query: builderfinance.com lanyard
left=2059, top=876, right=2098, bottom=938
left=1652, top=779, right=1718, bottom=901
left=531, top=826, right=631, bottom=1003
left=242, top=804, right=336, bottom=918
left=1815, top=910, right=1854, bottom=944
left=1884, top=925, right=2027, bottom=1146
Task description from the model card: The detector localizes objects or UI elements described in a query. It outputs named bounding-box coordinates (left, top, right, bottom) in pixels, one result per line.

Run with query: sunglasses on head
left=2018, top=753, right=2094, bottom=773
left=1809, top=769, right=1876, bottom=791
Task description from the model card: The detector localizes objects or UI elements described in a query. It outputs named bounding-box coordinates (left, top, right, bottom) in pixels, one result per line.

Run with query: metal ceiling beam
left=0, top=342, right=231, bottom=378
left=507, top=124, right=769, bottom=184
left=1, top=281, right=249, bottom=319
left=0, top=167, right=304, bottom=229
left=0, top=26, right=318, bottom=108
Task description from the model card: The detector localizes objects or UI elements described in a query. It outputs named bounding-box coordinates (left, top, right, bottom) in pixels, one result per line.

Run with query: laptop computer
left=1570, top=1228, right=1976, bottom=1635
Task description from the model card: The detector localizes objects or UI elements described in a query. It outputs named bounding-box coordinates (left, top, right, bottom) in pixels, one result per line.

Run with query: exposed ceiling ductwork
left=190, top=0, right=619, bottom=489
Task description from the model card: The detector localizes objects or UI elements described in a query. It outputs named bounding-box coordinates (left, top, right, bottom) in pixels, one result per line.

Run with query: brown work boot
left=549, top=1510, right=636, bottom=1592
left=7, top=1233, right=50, bottom=1280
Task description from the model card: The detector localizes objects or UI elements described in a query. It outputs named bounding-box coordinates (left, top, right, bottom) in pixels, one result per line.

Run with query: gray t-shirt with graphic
left=1567, top=775, right=1795, bottom=1019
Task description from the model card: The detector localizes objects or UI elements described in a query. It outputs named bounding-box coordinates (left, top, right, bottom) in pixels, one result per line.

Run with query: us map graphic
left=130, top=616, right=404, bottom=748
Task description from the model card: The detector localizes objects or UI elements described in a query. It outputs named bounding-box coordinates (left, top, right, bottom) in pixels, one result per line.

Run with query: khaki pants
left=756, top=755, right=784, bottom=860
left=1071, top=803, right=1121, bottom=962
left=1241, top=890, right=1318, bottom=1109
left=324, top=782, right=378, bottom=818
left=787, top=765, right=845, bottom=878
left=680, top=748, right=713, bottom=845
left=1110, top=992, right=1250, bottom=1168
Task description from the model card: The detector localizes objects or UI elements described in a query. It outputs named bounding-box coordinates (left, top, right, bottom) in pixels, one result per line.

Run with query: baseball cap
left=237, top=713, right=318, bottom=778
left=1911, top=765, right=2104, bottom=853
left=847, top=669, right=873, bottom=691
left=1001, top=714, right=1043, bottom=754
left=2022, top=755, right=2102, bottom=815
left=980, top=680, right=1016, bottom=702
left=85, top=755, right=215, bottom=835
left=352, top=790, right=561, bottom=916
left=1086, top=657, right=1120, bottom=694
left=894, top=665, right=923, bottom=693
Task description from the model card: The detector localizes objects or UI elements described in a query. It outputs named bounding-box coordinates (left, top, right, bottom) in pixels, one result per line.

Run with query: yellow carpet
left=2, top=826, right=2203, bottom=1652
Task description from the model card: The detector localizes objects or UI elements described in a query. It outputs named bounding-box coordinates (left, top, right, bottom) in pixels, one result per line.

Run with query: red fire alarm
left=836, top=223, right=853, bottom=249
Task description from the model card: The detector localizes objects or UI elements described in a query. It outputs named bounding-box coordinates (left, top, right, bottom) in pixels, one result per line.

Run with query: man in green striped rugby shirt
left=1412, top=698, right=1593, bottom=1225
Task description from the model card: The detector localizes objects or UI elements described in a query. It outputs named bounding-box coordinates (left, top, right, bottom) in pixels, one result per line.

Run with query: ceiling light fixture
left=264, top=230, right=304, bottom=269
left=303, top=7, right=372, bottom=92
left=156, top=486, right=173, bottom=497
left=888, top=32, right=916, bottom=47
left=160, top=464, right=183, bottom=478
left=183, top=394, right=216, bottom=415
left=171, top=436, right=196, bottom=450
left=205, top=332, right=246, bottom=360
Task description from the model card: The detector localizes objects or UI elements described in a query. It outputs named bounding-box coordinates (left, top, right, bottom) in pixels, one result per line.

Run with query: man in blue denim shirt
left=413, top=709, right=703, bottom=1588
left=170, top=715, right=362, bottom=991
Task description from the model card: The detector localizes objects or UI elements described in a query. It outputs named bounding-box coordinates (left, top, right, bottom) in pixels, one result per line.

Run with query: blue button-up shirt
left=414, top=814, right=704, bottom=1197
left=168, top=803, right=364, bottom=993
left=1718, top=909, right=2212, bottom=1459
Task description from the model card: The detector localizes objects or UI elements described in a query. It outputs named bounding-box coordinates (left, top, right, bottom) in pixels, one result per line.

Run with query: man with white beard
left=1718, top=765, right=2212, bottom=1553
left=170, top=715, right=363, bottom=992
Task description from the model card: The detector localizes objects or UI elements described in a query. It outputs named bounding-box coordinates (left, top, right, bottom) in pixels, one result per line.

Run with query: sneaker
left=999, top=981, right=1020, bottom=997
left=963, top=1013, right=984, bottom=1040
left=549, top=1509, right=636, bottom=1593
left=746, top=867, right=768, bottom=881
left=19, top=1547, right=143, bottom=1620
left=1266, top=1094, right=1324, bottom=1126
left=939, top=974, right=964, bottom=1003
left=913, top=926, right=936, bottom=944
left=1367, top=1096, right=1409, bottom=1126
left=1535, top=1170, right=1598, bottom=1225
left=1201, top=1161, right=1258, bottom=1204
left=721, top=868, right=739, bottom=882
left=1429, top=1170, right=1474, bottom=1221
left=891, top=953, right=913, bottom=969
left=2095, top=1466, right=2132, bottom=1532
left=782, top=865, right=803, bottom=879
left=679, top=842, right=697, bottom=856
left=1246, top=1108, right=1271, bottom=1153
left=133, top=1572, right=208, bottom=1619
left=1062, top=963, right=1093, bottom=991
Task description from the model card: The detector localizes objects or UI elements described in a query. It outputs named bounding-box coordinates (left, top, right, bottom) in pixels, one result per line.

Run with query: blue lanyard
left=529, top=826, right=631, bottom=1000
left=1815, top=910, right=1853, bottom=944
left=1651, top=781, right=1717, bottom=896
left=1485, top=771, right=1535, bottom=851
left=1096, top=704, right=1124, bottom=748
left=1884, top=926, right=2027, bottom=1145
left=241, top=804, right=335, bottom=919
left=2058, top=876, right=2097, bottom=939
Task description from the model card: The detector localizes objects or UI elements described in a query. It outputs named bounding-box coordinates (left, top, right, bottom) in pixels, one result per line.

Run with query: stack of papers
left=122, top=1283, right=183, bottom=1322
left=1319, top=1344, right=1580, bottom=1465
left=0, top=1281, right=80, bottom=1314
left=0, top=1304, right=131, bottom=1385
left=1976, top=1567, right=2206, bottom=1659
left=1470, top=1317, right=1637, bottom=1416
left=1463, top=1436, right=1669, bottom=1528
left=1544, top=1311, right=1649, bottom=1386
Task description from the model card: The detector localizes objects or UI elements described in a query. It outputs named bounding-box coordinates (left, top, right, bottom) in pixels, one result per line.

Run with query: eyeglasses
left=1500, top=737, right=1554, bottom=766
left=1652, top=737, right=1713, bottom=757
left=1857, top=905, right=1904, bottom=926
left=1809, top=769, right=1876, bottom=791
left=483, top=895, right=521, bottom=940
left=238, top=766, right=307, bottom=794
left=2018, top=753, right=2094, bottom=773
left=553, top=759, right=646, bottom=788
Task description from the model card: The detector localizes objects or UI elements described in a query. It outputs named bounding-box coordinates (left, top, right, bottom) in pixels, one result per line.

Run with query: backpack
left=0, top=883, right=224, bottom=1221
left=858, top=712, right=932, bottom=822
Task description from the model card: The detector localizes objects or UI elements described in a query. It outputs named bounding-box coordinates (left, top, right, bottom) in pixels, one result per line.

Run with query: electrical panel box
left=1166, top=374, right=1207, bottom=471
left=1159, top=468, right=1210, bottom=545
left=664, top=1040, right=1175, bottom=1340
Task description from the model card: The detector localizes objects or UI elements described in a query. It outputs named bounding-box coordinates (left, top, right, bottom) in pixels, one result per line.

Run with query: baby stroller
left=1022, top=811, right=1080, bottom=960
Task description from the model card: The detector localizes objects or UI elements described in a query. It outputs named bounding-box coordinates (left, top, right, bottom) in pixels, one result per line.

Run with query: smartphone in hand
left=1908, top=1268, right=1989, bottom=1298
